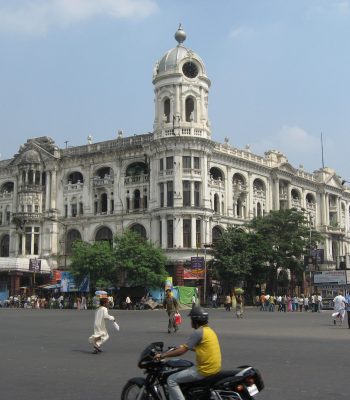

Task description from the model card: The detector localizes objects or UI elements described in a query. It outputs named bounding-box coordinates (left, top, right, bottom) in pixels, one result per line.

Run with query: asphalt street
left=0, top=307, right=349, bottom=400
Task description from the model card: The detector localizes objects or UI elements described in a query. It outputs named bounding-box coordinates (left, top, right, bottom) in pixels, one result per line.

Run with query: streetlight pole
left=203, top=243, right=212, bottom=306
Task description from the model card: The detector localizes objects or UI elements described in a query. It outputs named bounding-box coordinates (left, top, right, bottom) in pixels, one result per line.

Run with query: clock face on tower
left=182, top=61, right=198, bottom=78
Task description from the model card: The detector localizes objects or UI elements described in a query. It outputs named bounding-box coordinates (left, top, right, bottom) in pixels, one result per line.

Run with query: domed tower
left=152, top=25, right=211, bottom=139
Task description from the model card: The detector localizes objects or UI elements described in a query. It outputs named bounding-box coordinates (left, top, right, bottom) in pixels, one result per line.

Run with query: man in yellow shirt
left=155, top=306, right=221, bottom=400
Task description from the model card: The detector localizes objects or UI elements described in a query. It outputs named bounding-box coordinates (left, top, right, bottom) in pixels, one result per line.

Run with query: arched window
left=164, top=98, right=170, bottom=123
left=291, top=189, right=301, bottom=200
left=134, top=190, right=141, bottom=209
left=96, top=167, right=112, bottom=179
left=185, top=97, right=195, bottom=122
left=253, top=178, right=265, bottom=192
left=257, top=202, right=262, bottom=217
left=214, top=194, right=220, bottom=213
left=0, top=234, right=10, bottom=257
left=68, top=171, right=84, bottom=184
left=126, top=162, right=148, bottom=176
left=1, top=182, right=14, bottom=193
left=66, top=229, right=82, bottom=255
left=306, top=193, right=315, bottom=204
left=130, top=224, right=147, bottom=240
left=210, top=167, right=224, bottom=181
left=101, top=193, right=108, bottom=213
left=232, top=173, right=245, bottom=186
left=95, top=227, right=113, bottom=245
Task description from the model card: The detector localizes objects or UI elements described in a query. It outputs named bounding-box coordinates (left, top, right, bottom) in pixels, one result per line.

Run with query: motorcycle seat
left=186, top=370, right=246, bottom=387
left=165, top=359, right=194, bottom=368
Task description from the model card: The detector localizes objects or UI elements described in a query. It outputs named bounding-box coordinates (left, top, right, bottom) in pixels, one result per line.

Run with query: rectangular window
left=196, top=219, right=201, bottom=248
left=25, top=227, right=32, bottom=255
left=34, top=205, right=39, bottom=213
left=160, top=183, right=164, bottom=207
left=167, top=220, right=173, bottom=248
left=167, top=181, right=174, bottom=207
left=194, top=157, right=200, bottom=169
left=183, top=219, right=191, bottom=248
left=182, top=156, right=191, bottom=169
left=0, top=213, right=2, bottom=225
left=34, top=228, right=39, bottom=255
left=159, top=220, right=162, bottom=247
left=79, top=202, right=84, bottom=215
left=160, top=158, right=164, bottom=171
left=64, top=205, right=68, bottom=218
left=94, top=202, right=98, bottom=214
left=166, top=156, right=174, bottom=170
left=194, top=182, right=200, bottom=207
left=71, top=204, right=77, bottom=217
left=183, top=180, right=191, bottom=207
left=27, top=204, right=32, bottom=213
left=6, top=211, right=10, bottom=223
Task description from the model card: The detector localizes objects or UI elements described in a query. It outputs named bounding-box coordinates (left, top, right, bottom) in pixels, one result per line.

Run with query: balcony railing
left=12, top=212, right=42, bottom=221
left=0, top=191, right=13, bottom=199
left=18, top=184, right=44, bottom=193
left=124, top=175, right=149, bottom=185
left=64, top=181, right=84, bottom=192
left=93, top=176, right=114, bottom=187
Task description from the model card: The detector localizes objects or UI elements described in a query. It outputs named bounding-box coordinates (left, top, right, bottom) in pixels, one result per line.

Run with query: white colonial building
left=1, top=26, right=350, bottom=297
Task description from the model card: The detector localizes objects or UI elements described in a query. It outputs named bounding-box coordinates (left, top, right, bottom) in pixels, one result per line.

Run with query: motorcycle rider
left=154, top=306, right=221, bottom=400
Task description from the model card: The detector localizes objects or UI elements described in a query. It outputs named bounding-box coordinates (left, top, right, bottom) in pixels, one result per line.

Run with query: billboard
left=59, top=271, right=90, bottom=292
left=313, top=270, right=347, bottom=285
left=184, top=257, right=205, bottom=279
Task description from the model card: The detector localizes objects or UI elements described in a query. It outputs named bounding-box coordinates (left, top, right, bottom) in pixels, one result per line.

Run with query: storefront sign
left=313, top=270, right=346, bottom=285
left=29, top=259, right=41, bottom=272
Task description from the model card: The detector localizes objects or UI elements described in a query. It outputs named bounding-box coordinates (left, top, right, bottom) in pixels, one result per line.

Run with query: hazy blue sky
left=0, top=0, right=349, bottom=179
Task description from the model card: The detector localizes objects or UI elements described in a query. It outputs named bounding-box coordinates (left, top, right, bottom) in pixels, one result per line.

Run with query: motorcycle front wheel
left=121, top=381, right=156, bottom=400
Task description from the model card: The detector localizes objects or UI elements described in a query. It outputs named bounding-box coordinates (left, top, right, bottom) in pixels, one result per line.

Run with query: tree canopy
left=113, top=230, right=167, bottom=287
left=214, top=209, right=324, bottom=293
left=69, top=230, right=168, bottom=290
left=70, top=240, right=116, bottom=290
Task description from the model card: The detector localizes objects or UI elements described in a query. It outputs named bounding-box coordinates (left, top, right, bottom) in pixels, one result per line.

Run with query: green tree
left=113, top=230, right=167, bottom=287
left=213, top=227, right=270, bottom=297
left=70, top=240, right=116, bottom=290
left=246, top=208, right=323, bottom=293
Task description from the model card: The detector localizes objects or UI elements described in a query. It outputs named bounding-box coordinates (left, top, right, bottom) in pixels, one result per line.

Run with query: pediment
left=277, top=162, right=297, bottom=175
left=325, top=174, right=343, bottom=188
left=10, top=137, right=58, bottom=166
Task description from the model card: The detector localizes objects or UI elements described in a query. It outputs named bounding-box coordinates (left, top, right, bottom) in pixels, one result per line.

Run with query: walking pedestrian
left=235, top=294, right=244, bottom=318
left=81, top=295, right=87, bottom=310
left=163, top=289, right=179, bottom=334
left=212, top=293, right=218, bottom=308
left=125, top=296, right=132, bottom=310
left=345, top=292, right=350, bottom=329
left=332, top=291, right=346, bottom=326
left=224, top=294, right=231, bottom=312
left=88, top=297, right=116, bottom=354
left=191, top=294, right=196, bottom=309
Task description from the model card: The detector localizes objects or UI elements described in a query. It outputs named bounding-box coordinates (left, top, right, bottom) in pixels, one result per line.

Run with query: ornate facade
left=1, top=26, right=350, bottom=297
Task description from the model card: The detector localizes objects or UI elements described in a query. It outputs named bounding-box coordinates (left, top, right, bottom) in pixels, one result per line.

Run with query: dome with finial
left=155, top=25, right=207, bottom=78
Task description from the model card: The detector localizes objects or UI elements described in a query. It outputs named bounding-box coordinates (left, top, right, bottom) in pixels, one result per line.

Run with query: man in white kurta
left=332, top=291, right=346, bottom=326
left=89, top=298, right=115, bottom=353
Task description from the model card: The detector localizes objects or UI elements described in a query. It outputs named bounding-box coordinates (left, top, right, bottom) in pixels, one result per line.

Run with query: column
left=273, top=177, right=279, bottom=210
left=174, top=217, right=182, bottom=248
left=45, top=171, right=51, bottom=211
left=50, top=170, right=57, bottom=209
left=191, top=217, right=196, bottom=248
left=161, top=217, right=167, bottom=249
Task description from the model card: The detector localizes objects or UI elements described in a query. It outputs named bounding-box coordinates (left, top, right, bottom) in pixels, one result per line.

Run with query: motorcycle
left=121, top=342, right=264, bottom=400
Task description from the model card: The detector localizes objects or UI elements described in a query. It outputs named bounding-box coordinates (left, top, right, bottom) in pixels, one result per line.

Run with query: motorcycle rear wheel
left=121, top=381, right=156, bottom=400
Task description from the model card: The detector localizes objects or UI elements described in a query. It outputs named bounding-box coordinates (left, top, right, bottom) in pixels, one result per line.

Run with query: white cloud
left=252, top=125, right=321, bottom=169
left=0, top=0, right=158, bottom=35
left=228, top=26, right=255, bottom=40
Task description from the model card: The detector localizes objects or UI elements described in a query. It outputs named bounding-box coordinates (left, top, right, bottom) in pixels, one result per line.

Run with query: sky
left=0, top=0, right=349, bottom=179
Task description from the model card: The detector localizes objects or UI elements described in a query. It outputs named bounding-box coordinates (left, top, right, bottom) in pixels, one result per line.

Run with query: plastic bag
left=113, top=321, right=120, bottom=331
left=175, top=312, right=182, bottom=325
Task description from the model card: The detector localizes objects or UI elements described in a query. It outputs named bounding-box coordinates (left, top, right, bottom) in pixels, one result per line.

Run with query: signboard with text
left=29, top=259, right=41, bottom=272
left=184, top=257, right=205, bottom=279
left=313, top=270, right=347, bottom=285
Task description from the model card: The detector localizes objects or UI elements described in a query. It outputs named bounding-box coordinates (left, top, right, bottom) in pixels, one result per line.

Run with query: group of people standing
left=257, top=293, right=322, bottom=313
left=223, top=293, right=244, bottom=318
